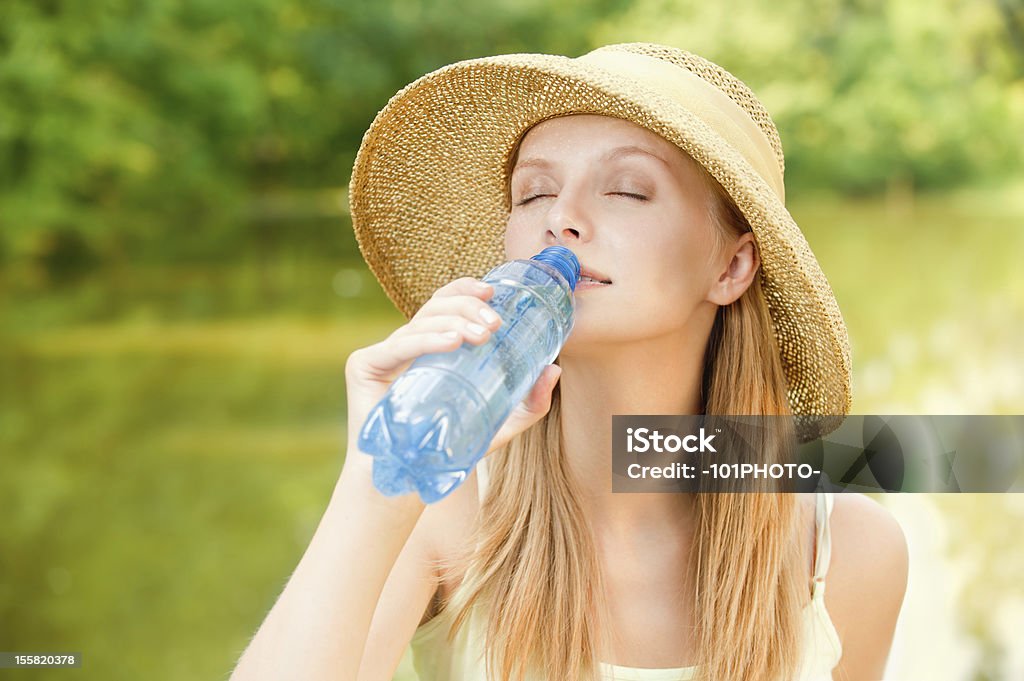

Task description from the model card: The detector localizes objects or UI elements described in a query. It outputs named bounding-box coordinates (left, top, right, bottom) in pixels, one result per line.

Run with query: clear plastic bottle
left=357, top=246, right=580, bottom=503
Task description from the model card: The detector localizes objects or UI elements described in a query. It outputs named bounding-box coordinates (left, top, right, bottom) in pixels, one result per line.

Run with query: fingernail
left=479, top=308, right=499, bottom=325
left=443, top=330, right=459, bottom=340
left=467, top=322, right=486, bottom=336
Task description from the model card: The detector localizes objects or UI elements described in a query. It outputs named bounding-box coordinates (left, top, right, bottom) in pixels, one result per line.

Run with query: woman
left=231, top=44, right=908, bottom=681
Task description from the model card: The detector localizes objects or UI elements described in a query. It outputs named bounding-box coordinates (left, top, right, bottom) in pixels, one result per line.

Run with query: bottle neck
left=530, top=246, right=580, bottom=291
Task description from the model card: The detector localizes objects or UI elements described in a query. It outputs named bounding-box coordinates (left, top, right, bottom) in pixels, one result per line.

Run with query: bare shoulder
left=827, top=494, right=909, bottom=597
left=825, top=493, right=909, bottom=680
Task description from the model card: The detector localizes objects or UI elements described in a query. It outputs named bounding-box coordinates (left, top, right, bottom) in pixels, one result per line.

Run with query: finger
left=400, top=296, right=503, bottom=334
left=356, top=331, right=465, bottom=381
left=487, top=365, right=562, bottom=453
left=520, top=364, right=562, bottom=415
left=395, top=314, right=494, bottom=344
left=430, top=277, right=493, bottom=301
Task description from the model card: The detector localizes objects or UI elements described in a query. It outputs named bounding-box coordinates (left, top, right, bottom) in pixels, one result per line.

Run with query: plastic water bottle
left=357, top=246, right=580, bottom=503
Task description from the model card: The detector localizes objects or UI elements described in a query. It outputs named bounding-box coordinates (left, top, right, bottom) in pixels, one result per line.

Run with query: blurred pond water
left=1, top=192, right=1022, bottom=680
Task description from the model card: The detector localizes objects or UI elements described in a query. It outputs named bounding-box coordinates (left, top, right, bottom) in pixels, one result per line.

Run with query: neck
left=557, top=327, right=708, bottom=540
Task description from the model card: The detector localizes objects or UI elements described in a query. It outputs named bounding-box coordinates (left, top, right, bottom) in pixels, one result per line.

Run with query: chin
left=565, top=307, right=691, bottom=349
left=561, top=317, right=638, bottom=351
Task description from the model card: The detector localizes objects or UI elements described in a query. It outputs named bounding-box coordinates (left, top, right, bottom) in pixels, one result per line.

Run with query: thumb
left=522, top=364, right=562, bottom=415
left=484, top=364, right=562, bottom=455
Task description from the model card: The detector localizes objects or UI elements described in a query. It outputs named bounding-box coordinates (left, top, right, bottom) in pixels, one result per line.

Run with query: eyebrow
left=602, top=145, right=671, bottom=168
left=512, top=144, right=671, bottom=174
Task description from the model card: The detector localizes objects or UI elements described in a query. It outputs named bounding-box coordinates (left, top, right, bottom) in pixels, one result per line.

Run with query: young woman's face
left=505, top=114, right=724, bottom=348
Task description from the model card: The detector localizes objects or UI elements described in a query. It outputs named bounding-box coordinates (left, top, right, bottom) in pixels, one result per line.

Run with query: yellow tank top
left=409, top=473, right=842, bottom=681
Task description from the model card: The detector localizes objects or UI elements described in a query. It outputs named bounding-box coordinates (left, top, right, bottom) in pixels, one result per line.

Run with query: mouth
left=578, top=266, right=612, bottom=286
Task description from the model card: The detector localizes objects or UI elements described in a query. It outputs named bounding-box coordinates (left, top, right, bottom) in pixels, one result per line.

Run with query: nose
left=545, top=192, right=592, bottom=245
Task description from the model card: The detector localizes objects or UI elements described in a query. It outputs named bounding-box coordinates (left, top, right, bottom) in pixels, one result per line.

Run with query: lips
left=579, top=265, right=612, bottom=285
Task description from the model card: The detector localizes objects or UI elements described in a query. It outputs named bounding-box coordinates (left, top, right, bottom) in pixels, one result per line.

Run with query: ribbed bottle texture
left=357, top=247, right=580, bottom=503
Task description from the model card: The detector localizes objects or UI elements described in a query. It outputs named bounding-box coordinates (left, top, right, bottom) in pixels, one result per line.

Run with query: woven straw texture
left=348, top=43, right=852, bottom=439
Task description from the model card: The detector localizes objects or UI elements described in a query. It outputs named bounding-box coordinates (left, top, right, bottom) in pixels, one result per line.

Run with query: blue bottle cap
left=530, top=246, right=581, bottom=291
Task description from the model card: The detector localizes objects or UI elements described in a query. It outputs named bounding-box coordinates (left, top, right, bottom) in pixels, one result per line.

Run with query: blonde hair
left=440, top=146, right=807, bottom=681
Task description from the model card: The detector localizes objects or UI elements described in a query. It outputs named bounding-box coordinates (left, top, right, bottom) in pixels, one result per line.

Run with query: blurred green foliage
left=2, top=0, right=1022, bottom=277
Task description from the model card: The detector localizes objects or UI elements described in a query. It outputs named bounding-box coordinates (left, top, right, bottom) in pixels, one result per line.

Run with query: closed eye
left=515, top=194, right=555, bottom=206
left=611, top=192, right=648, bottom=201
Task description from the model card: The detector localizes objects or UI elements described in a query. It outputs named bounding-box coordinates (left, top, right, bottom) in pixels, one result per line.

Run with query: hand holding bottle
left=343, top=277, right=562, bottom=476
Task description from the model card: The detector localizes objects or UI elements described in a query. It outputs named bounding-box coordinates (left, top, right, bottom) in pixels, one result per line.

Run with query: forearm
left=230, top=450, right=425, bottom=681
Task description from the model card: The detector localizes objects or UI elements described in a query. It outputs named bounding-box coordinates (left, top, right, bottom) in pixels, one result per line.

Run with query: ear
left=707, top=232, right=760, bottom=306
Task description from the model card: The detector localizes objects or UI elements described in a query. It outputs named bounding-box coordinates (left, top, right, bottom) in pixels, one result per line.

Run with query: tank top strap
left=476, top=457, right=490, bottom=504
left=811, top=491, right=835, bottom=600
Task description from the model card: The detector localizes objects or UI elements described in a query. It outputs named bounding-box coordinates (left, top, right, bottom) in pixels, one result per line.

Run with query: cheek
left=657, top=209, right=717, bottom=271
left=624, top=225, right=712, bottom=305
left=624, top=228, right=686, bottom=279
left=503, top=216, right=536, bottom=260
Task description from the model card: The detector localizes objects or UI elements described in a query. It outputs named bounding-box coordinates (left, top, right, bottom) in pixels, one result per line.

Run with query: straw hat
left=348, top=43, right=851, bottom=439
